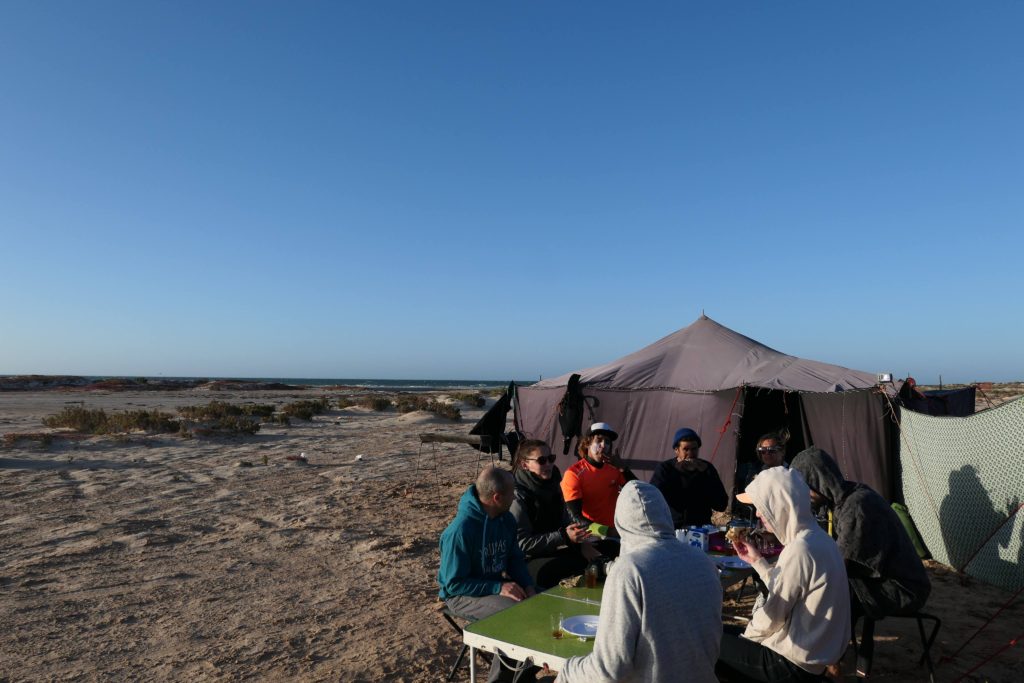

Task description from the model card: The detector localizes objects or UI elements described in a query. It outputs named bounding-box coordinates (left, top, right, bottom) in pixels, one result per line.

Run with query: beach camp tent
left=515, top=315, right=896, bottom=503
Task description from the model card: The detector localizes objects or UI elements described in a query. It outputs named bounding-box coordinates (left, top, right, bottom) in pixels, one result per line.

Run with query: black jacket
left=649, top=458, right=728, bottom=528
left=510, top=467, right=570, bottom=558
left=791, top=447, right=931, bottom=617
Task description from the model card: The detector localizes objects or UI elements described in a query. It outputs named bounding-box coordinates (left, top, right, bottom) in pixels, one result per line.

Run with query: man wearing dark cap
left=650, top=427, right=729, bottom=528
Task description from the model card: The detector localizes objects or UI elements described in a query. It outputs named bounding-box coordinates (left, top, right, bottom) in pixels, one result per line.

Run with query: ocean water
left=84, top=376, right=529, bottom=391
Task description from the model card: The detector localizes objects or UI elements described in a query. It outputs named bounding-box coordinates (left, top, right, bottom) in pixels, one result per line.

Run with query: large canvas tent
left=515, top=316, right=896, bottom=503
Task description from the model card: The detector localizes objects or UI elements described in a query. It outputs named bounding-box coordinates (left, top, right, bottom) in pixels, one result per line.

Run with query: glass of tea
left=550, top=613, right=564, bottom=639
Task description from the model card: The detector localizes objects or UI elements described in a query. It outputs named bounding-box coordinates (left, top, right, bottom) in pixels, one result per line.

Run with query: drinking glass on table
left=550, top=613, right=564, bottom=639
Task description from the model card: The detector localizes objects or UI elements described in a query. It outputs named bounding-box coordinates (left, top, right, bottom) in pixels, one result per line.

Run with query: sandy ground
left=0, top=389, right=1021, bottom=682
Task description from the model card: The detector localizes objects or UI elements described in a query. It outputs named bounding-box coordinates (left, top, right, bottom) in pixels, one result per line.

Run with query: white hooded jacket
left=557, top=481, right=721, bottom=683
left=743, top=466, right=851, bottom=674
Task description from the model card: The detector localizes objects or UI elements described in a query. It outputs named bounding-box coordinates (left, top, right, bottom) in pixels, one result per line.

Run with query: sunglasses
left=527, top=455, right=556, bottom=465
left=757, top=446, right=782, bottom=455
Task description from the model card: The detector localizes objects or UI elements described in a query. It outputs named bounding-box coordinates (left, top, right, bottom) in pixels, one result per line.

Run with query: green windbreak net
left=899, top=396, right=1024, bottom=591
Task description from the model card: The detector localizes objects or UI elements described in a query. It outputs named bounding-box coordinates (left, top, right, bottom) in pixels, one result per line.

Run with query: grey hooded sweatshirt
left=790, top=447, right=930, bottom=618
left=557, top=481, right=721, bottom=683
left=742, top=466, right=851, bottom=674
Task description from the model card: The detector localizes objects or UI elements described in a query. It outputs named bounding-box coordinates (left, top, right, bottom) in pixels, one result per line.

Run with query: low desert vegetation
left=43, top=407, right=179, bottom=434
left=281, top=397, right=332, bottom=421
left=178, top=401, right=275, bottom=420
left=192, top=415, right=261, bottom=436
left=393, top=394, right=461, bottom=420
left=359, top=396, right=393, bottom=411
left=426, top=400, right=461, bottom=420
left=451, top=392, right=486, bottom=408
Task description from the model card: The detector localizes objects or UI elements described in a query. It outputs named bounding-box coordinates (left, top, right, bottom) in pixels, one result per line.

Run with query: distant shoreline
left=0, top=374, right=532, bottom=393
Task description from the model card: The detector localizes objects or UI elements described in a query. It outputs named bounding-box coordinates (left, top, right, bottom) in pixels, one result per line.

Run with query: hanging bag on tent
left=469, top=382, right=514, bottom=459
left=557, top=374, right=585, bottom=455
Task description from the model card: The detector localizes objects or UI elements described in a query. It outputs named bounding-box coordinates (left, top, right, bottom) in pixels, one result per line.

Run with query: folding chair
left=853, top=611, right=941, bottom=683
left=441, top=606, right=477, bottom=681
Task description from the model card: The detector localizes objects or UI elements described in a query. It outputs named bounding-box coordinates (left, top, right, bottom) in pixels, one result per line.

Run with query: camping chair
left=853, top=611, right=941, bottom=683
left=417, top=433, right=493, bottom=480
left=440, top=606, right=478, bottom=681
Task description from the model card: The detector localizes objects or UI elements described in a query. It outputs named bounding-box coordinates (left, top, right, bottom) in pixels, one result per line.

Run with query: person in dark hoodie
left=439, top=466, right=536, bottom=682
left=509, top=439, right=598, bottom=589
left=650, top=427, right=729, bottom=528
left=790, top=447, right=931, bottom=675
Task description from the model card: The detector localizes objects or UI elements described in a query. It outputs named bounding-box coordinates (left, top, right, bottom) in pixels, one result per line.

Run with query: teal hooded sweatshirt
left=438, top=485, right=533, bottom=600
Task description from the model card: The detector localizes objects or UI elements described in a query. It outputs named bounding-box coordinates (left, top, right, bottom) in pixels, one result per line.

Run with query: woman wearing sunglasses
left=509, top=439, right=599, bottom=589
left=734, top=429, right=790, bottom=522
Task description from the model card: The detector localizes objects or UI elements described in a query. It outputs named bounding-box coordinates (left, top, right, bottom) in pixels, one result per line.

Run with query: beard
left=676, top=458, right=707, bottom=473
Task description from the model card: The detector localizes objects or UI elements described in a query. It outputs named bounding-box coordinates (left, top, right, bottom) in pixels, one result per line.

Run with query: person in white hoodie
left=717, top=466, right=851, bottom=682
left=555, top=480, right=722, bottom=683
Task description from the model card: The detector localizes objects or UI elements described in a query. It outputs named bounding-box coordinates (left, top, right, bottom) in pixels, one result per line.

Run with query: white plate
left=715, top=556, right=751, bottom=570
left=561, top=614, right=600, bottom=638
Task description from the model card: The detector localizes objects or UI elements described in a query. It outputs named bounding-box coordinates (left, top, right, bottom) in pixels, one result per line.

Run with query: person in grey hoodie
left=718, top=466, right=851, bottom=682
left=555, top=480, right=722, bottom=683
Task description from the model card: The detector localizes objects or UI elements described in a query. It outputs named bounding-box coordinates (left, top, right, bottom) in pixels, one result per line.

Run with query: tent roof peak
left=537, top=317, right=877, bottom=393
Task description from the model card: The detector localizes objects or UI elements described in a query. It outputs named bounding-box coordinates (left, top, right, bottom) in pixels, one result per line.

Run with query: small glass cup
left=585, top=563, right=599, bottom=589
left=550, top=613, right=564, bottom=639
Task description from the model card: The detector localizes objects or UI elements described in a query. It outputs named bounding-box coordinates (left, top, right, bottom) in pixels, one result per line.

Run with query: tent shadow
left=0, top=457, right=148, bottom=471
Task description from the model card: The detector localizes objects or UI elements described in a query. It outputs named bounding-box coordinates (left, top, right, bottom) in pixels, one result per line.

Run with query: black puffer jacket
left=510, top=467, right=570, bottom=558
left=791, top=447, right=930, bottom=616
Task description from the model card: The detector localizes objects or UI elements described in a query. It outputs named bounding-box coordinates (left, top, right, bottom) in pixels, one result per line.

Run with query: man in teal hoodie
left=439, top=466, right=535, bottom=681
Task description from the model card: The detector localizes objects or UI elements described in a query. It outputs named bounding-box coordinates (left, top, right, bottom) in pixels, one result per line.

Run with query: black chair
left=441, top=607, right=477, bottom=681
left=853, top=611, right=941, bottom=683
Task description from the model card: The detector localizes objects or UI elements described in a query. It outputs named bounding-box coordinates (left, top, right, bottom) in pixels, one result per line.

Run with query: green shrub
left=43, top=407, right=109, bottom=433
left=43, top=407, right=178, bottom=434
left=213, top=416, right=261, bottom=434
left=282, top=397, right=332, bottom=421
left=242, top=404, right=276, bottom=418
left=425, top=401, right=461, bottom=420
left=107, top=410, right=179, bottom=434
left=452, top=392, right=486, bottom=408
left=359, top=396, right=393, bottom=411
left=395, top=395, right=427, bottom=413
left=335, top=397, right=355, bottom=409
left=178, top=401, right=275, bottom=420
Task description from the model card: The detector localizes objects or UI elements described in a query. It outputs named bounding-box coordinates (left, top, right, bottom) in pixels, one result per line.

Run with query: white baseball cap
left=589, top=422, right=618, bottom=441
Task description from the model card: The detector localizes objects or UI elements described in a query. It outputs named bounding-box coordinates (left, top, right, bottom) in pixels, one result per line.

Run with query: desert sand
left=1, top=387, right=1020, bottom=682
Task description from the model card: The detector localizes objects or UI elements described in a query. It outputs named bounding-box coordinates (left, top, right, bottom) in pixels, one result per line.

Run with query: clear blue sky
left=1, top=2, right=1021, bottom=383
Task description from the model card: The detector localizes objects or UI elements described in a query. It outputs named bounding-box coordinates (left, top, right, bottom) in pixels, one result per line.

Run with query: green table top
left=463, top=586, right=603, bottom=668
left=462, top=562, right=753, bottom=670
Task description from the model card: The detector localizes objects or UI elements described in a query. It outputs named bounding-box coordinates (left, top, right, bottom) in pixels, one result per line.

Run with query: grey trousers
left=445, top=594, right=527, bottom=683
